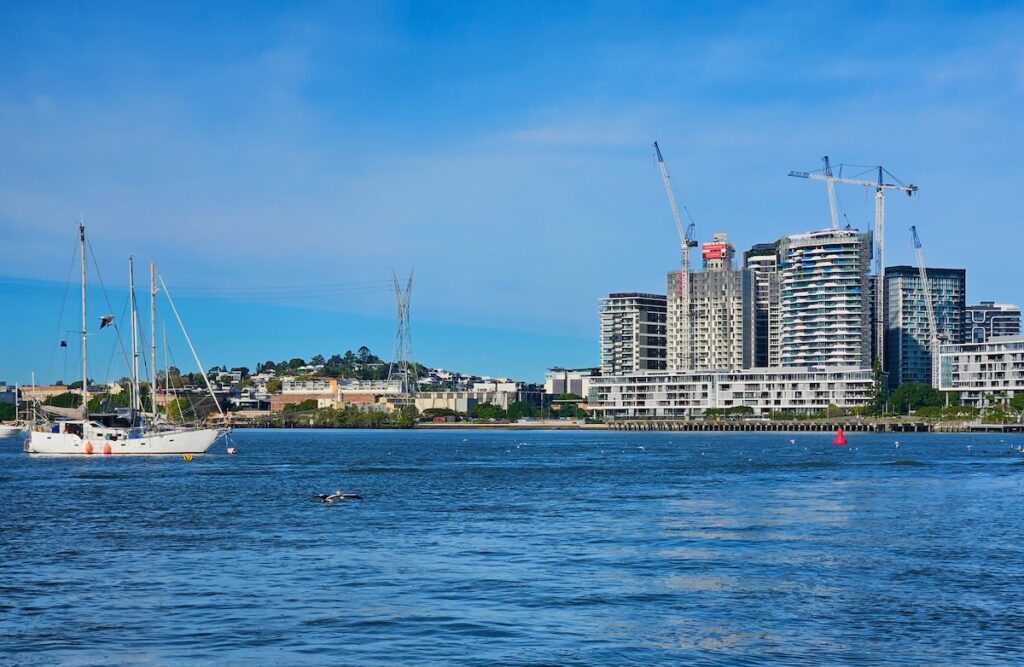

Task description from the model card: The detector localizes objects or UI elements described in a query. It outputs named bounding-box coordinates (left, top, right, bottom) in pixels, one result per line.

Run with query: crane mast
left=653, top=141, right=697, bottom=370
left=910, top=225, right=942, bottom=388
left=823, top=156, right=840, bottom=230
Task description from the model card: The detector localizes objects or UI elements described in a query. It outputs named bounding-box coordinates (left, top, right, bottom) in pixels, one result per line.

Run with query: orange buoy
left=833, top=427, right=848, bottom=446
left=102, top=442, right=112, bottom=455
left=84, top=441, right=94, bottom=455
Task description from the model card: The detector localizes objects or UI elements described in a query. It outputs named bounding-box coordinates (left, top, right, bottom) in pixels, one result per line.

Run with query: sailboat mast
left=79, top=221, right=89, bottom=412
left=150, top=261, right=157, bottom=422
left=129, top=256, right=141, bottom=413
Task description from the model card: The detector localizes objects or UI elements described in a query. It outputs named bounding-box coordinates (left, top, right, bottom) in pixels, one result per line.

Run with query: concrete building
left=0, top=381, right=16, bottom=406
left=544, top=367, right=600, bottom=397
left=744, top=243, right=782, bottom=368
left=884, top=266, right=966, bottom=387
left=599, top=293, right=667, bottom=375
left=588, top=367, right=875, bottom=419
left=939, top=335, right=1024, bottom=407
left=964, top=302, right=1021, bottom=343
left=779, top=229, right=873, bottom=368
left=667, top=233, right=753, bottom=371
left=414, top=389, right=544, bottom=414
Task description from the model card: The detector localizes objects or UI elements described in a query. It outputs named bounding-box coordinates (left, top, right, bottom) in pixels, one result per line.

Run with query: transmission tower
left=386, top=270, right=417, bottom=396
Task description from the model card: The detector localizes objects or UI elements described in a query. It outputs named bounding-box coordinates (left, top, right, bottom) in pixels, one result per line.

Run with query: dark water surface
left=3, top=429, right=1024, bottom=665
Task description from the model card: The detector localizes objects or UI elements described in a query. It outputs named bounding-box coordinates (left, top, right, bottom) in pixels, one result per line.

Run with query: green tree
left=43, top=392, right=82, bottom=408
left=283, top=399, right=318, bottom=413
left=889, top=382, right=943, bottom=414
left=266, top=378, right=283, bottom=394
left=864, top=358, right=887, bottom=415
left=1011, top=393, right=1024, bottom=413
left=0, top=403, right=15, bottom=420
left=167, top=397, right=195, bottom=422
left=507, top=402, right=538, bottom=421
left=471, top=402, right=507, bottom=420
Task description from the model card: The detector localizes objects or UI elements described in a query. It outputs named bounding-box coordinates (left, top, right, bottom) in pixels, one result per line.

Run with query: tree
left=471, top=402, right=507, bottom=420
left=310, top=354, right=325, bottom=366
left=0, top=403, right=15, bottom=420
left=283, top=399, right=318, bottom=413
left=266, top=378, right=283, bottom=394
left=167, top=397, right=195, bottom=422
left=889, top=382, right=943, bottom=414
left=288, top=357, right=305, bottom=369
left=824, top=403, right=846, bottom=418
left=44, top=392, right=82, bottom=408
left=507, top=402, right=538, bottom=421
left=357, top=346, right=371, bottom=363
left=864, top=358, right=886, bottom=416
left=423, top=407, right=457, bottom=418
left=1011, top=393, right=1024, bottom=413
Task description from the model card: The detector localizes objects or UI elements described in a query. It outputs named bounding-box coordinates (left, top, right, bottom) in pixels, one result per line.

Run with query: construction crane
left=653, top=141, right=698, bottom=267
left=789, top=160, right=918, bottom=370
left=910, top=225, right=943, bottom=388
left=653, top=140, right=697, bottom=369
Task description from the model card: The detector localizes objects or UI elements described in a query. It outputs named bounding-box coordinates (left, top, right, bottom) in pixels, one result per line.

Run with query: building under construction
left=667, top=233, right=752, bottom=371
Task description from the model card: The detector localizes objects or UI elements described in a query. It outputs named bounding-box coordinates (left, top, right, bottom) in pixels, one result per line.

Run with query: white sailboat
left=0, top=383, right=24, bottom=439
left=25, top=222, right=224, bottom=456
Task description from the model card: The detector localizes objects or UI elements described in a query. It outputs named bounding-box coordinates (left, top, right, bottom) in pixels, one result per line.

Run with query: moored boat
left=25, top=221, right=225, bottom=456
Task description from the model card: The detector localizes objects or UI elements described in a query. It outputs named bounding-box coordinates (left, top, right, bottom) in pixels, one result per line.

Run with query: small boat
left=0, top=423, right=23, bottom=439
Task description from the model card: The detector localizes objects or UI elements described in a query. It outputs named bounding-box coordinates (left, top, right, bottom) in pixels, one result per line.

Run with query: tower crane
left=653, top=141, right=698, bottom=269
left=789, top=160, right=918, bottom=371
left=653, top=141, right=697, bottom=370
left=910, top=226, right=943, bottom=388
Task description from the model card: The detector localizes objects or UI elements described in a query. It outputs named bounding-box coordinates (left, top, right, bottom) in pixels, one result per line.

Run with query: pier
left=605, top=421, right=1023, bottom=433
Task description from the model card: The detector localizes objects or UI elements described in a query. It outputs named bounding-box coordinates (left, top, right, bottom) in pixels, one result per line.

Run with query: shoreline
left=222, top=420, right=1024, bottom=433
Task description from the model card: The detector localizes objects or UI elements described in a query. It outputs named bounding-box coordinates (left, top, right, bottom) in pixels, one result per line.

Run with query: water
left=3, top=429, right=1024, bottom=665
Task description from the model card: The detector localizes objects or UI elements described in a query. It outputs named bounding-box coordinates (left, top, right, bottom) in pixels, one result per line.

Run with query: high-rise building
left=744, top=243, right=781, bottom=368
left=964, top=301, right=1021, bottom=343
left=884, top=265, right=966, bottom=387
left=599, top=293, right=667, bottom=375
left=667, top=233, right=752, bottom=371
left=665, top=270, right=691, bottom=372
left=778, top=229, right=873, bottom=368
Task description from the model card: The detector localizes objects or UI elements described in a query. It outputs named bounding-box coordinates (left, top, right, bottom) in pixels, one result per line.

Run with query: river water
left=2, top=429, right=1023, bottom=665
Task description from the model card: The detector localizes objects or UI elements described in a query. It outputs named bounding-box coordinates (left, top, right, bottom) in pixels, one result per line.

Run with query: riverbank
left=222, top=417, right=1024, bottom=433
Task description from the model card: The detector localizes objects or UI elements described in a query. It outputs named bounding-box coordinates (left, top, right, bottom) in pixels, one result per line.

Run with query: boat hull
left=26, top=428, right=223, bottom=455
left=0, top=424, right=23, bottom=439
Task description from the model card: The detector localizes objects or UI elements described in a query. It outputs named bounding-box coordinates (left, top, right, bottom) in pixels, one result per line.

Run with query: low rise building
left=415, top=388, right=544, bottom=414
left=938, top=335, right=1024, bottom=407
left=19, top=385, right=79, bottom=402
left=544, top=367, right=600, bottom=397
left=588, top=367, right=876, bottom=420
left=272, top=377, right=338, bottom=411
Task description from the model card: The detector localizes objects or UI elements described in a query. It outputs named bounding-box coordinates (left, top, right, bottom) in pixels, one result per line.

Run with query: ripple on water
left=2, top=430, right=1024, bottom=665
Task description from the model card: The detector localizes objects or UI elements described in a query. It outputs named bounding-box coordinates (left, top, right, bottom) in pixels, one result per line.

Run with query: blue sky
left=2, top=1, right=1023, bottom=384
